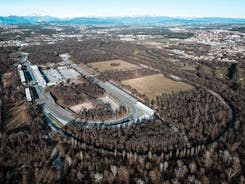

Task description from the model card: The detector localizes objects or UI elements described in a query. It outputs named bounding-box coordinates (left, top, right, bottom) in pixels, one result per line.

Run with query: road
left=22, top=52, right=153, bottom=128
left=58, top=53, right=152, bottom=125
left=19, top=51, right=236, bottom=161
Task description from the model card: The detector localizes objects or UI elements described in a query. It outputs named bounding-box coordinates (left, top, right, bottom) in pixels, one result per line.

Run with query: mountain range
left=0, top=16, right=245, bottom=25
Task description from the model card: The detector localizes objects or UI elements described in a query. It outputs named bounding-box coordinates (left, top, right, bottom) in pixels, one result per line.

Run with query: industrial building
left=18, top=64, right=26, bottom=85
left=25, top=87, right=32, bottom=102
left=30, top=65, right=47, bottom=87
left=43, top=68, right=63, bottom=86
left=58, top=66, right=80, bottom=79
left=43, top=66, right=80, bottom=86
left=19, top=70, right=26, bottom=84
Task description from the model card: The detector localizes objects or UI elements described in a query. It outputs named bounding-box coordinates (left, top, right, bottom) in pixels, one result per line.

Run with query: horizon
left=1, top=15, right=245, bottom=19
left=0, top=0, right=244, bottom=18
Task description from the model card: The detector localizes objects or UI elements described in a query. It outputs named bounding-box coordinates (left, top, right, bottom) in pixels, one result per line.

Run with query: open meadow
left=88, top=59, right=140, bottom=72
left=122, top=74, right=194, bottom=99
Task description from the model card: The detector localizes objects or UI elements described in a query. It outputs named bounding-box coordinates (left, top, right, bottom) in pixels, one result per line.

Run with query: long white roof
left=25, top=88, right=32, bottom=102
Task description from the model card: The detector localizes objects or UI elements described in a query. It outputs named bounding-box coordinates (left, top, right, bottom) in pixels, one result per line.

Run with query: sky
left=0, top=0, right=244, bottom=18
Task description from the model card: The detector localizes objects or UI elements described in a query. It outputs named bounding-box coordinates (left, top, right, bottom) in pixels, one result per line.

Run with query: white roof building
left=18, top=64, right=22, bottom=70
left=25, top=88, right=32, bottom=102
left=31, top=65, right=46, bottom=87
left=18, top=70, right=26, bottom=84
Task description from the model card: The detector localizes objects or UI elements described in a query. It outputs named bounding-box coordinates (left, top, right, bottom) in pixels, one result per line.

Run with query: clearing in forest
left=122, top=74, right=193, bottom=99
left=88, top=59, right=140, bottom=72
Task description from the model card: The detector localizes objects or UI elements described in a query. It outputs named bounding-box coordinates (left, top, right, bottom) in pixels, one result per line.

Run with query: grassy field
left=88, top=59, right=140, bottom=72
left=3, top=101, right=29, bottom=131
left=122, top=74, right=193, bottom=99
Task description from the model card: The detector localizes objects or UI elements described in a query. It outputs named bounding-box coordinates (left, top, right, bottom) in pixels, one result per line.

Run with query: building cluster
left=18, top=64, right=32, bottom=102
left=0, top=40, right=29, bottom=47
left=118, top=34, right=152, bottom=41
left=43, top=65, right=80, bottom=86
left=169, top=29, right=245, bottom=63
left=186, top=29, right=244, bottom=45
left=175, top=44, right=244, bottom=63
left=28, top=63, right=81, bottom=87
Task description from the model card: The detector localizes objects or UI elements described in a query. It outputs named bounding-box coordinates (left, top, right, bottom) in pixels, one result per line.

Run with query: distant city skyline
left=0, top=0, right=244, bottom=18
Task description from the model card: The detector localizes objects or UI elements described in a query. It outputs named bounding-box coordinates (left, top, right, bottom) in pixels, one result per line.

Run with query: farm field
left=122, top=74, right=194, bottom=99
left=88, top=59, right=140, bottom=72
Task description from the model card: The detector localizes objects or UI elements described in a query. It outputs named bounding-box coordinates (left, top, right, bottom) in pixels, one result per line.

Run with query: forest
left=155, top=88, right=230, bottom=144
left=47, top=77, right=105, bottom=107
left=0, top=47, right=18, bottom=78
left=112, top=27, right=194, bottom=39
left=62, top=87, right=231, bottom=155
left=80, top=104, right=127, bottom=121
left=98, top=68, right=158, bottom=82
left=22, top=39, right=137, bottom=65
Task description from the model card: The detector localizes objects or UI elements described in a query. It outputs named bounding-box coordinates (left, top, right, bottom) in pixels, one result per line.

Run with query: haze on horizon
left=0, top=0, right=244, bottom=18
